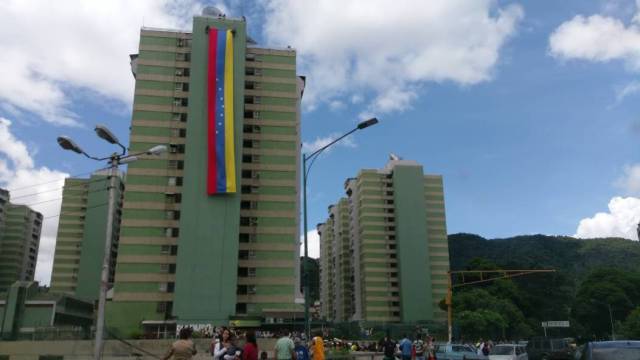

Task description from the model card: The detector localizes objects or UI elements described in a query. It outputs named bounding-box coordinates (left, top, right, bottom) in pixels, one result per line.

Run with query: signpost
left=541, top=321, right=570, bottom=336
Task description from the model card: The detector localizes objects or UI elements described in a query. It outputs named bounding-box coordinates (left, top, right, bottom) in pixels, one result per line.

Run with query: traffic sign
left=542, top=321, right=570, bottom=328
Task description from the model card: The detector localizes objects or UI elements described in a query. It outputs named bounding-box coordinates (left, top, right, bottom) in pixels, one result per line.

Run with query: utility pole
left=93, top=157, right=118, bottom=360
left=301, top=118, right=378, bottom=340
left=57, top=126, right=166, bottom=359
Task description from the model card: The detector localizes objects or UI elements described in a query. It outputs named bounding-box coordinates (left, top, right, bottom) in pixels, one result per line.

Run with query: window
left=247, top=285, right=256, bottom=295
left=168, top=177, right=177, bottom=186
left=160, top=264, right=169, bottom=273
left=236, top=303, right=247, bottom=314
left=161, top=245, right=171, bottom=255
left=159, top=283, right=168, bottom=292
left=156, top=302, right=167, bottom=313
left=165, top=228, right=179, bottom=237
left=248, top=268, right=256, bottom=277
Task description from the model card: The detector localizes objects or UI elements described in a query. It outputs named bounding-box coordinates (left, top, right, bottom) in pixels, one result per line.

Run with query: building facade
left=0, top=201, right=42, bottom=293
left=0, top=282, right=93, bottom=340
left=319, top=158, right=450, bottom=324
left=50, top=171, right=124, bottom=301
left=0, top=188, right=9, bottom=230
left=106, top=13, right=302, bottom=336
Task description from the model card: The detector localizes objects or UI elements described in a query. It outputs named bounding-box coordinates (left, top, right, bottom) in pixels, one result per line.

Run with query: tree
left=571, top=268, right=640, bottom=339
left=622, top=307, right=640, bottom=339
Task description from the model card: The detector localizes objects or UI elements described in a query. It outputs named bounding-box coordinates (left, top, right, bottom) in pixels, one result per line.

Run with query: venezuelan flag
left=207, top=28, right=236, bottom=195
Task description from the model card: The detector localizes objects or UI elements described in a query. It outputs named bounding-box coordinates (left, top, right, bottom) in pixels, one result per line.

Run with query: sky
left=1, top=0, right=640, bottom=285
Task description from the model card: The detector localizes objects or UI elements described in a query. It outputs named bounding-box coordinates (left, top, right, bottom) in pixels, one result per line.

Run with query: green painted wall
left=392, top=165, right=434, bottom=321
left=106, top=301, right=160, bottom=337
left=75, top=175, right=123, bottom=301
left=173, top=17, right=246, bottom=324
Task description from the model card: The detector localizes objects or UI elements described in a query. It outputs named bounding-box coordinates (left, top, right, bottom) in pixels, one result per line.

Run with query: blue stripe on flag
left=215, top=30, right=227, bottom=193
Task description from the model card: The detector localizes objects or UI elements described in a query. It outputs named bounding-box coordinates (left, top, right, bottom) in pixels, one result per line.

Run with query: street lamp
left=302, top=117, right=379, bottom=340
left=57, top=127, right=166, bottom=360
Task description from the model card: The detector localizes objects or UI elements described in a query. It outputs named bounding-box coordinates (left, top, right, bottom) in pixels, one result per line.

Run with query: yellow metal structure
left=445, top=269, right=555, bottom=342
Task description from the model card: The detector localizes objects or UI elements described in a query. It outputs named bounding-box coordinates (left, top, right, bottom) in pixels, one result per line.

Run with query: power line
left=13, top=182, right=111, bottom=208
left=5, top=166, right=110, bottom=193
left=42, top=202, right=110, bottom=221
left=9, top=175, right=113, bottom=202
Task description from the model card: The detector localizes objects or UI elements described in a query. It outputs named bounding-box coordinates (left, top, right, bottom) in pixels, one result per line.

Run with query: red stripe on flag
left=207, top=28, right=218, bottom=195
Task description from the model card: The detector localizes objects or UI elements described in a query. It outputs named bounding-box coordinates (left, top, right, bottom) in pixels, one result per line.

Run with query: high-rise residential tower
left=50, top=171, right=124, bottom=300
left=0, top=199, right=43, bottom=293
left=107, top=12, right=302, bottom=336
left=0, top=188, right=9, bottom=230
left=319, top=157, right=450, bottom=324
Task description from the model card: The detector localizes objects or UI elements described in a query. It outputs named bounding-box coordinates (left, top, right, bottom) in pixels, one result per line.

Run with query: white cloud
left=549, top=9, right=640, bottom=70
left=300, top=229, right=320, bottom=259
left=328, top=100, right=346, bottom=111
left=575, top=196, right=640, bottom=240
left=615, top=163, right=640, bottom=194
left=615, top=80, right=640, bottom=104
left=0, top=0, right=206, bottom=126
left=260, top=0, right=523, bottom=115
left=302, top=132, right=357, bottom=154
left=0, top=118, right=69, bottom=285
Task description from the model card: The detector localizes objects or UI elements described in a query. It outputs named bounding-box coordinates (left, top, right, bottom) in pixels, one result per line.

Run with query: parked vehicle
left=488, top=344, right=528, bottom=360
left=527, top=337, right=575, bottom=360
left=578, top=340, right=640, bottom=360
left=434, top=343, right=487, bottom=360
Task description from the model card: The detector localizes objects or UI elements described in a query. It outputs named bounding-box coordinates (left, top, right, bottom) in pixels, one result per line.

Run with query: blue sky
left=2, top=0, right=640, bottom=282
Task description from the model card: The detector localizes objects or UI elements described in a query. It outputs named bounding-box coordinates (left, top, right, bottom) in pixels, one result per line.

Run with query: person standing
left=380, top=335, right=396, bottom=360
left=399, top=334, right=412, bottom=360
left=413, top=334, right=425, bottom=360
left=294, top=337, right=310, bottom=360
left=274, top=330, right=296, bottom=360
left=310, top=332, right=325, bottom=360
left=213, top=328, right=233, bottom=360
left=163, top=327, right=197, bottom=360
left=242, top=331, right=259, bottom=360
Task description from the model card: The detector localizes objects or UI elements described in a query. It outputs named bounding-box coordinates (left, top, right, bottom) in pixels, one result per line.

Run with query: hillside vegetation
left=447, top=233, right=640, bottom=340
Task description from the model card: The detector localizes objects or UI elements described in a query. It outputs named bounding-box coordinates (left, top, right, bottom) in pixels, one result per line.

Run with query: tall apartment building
left=318, top=157, right=450, bottom=324
left=106, top=12, right=302, bottom=336
left=50, top=172, right=124, bottom=301
left=0, top=200, right=43, bottom=293
left=317, top=199, right=352, bottom=322
left=0, top=188, right=8, bottom=230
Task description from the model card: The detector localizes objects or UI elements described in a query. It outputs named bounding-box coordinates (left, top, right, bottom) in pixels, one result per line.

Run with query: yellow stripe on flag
left=224, top=30, right=236, bottom=193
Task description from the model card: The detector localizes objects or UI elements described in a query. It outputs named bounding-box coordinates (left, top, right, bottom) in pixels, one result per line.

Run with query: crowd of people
left=162, top=327, right=501, bottom=360
left=379, top=334, right=437, bottom=360
left=162, top=327, right=327, bottom=360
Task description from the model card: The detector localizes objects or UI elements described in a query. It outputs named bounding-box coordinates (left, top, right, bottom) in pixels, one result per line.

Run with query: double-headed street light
left=302, top=117, right=379, bottom=340
left=57, top=125, right=166, bottom=360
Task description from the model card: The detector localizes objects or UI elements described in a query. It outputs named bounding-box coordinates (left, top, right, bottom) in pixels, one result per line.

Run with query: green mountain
left=448, top=233, right=640, bottom=339
left=448, top=233, right=640, bottom=277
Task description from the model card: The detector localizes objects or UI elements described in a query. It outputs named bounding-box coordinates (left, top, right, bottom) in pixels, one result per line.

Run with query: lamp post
left=57, top=126, right=166, bottom=360
left=302, top=117, right=378, bottom=340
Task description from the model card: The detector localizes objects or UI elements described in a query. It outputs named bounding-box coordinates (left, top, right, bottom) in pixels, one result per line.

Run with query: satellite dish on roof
left=389, top=153, right=402, bottom=161
left=202, top=6, right=224, bottom=17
